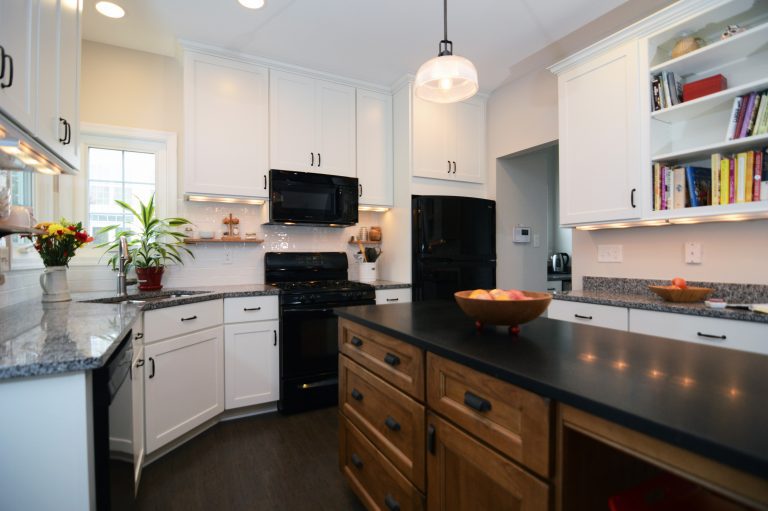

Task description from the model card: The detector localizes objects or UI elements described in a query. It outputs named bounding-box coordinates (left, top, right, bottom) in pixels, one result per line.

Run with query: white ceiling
left=82, top=0, right=627, bottom=92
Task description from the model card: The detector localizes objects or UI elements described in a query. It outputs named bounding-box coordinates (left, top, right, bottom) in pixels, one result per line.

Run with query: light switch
left=685, top=242, right=702, bottom=264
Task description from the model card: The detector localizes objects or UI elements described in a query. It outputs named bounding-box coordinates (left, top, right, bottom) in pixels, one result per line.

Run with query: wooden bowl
left=648, top=285, right=713, bottom=303
left=454, top=290, right=552, bottom=327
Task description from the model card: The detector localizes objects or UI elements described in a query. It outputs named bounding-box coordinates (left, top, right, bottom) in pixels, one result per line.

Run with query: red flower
left=68, top=225, right=76, bottom=231
left=56, top=230, right=63, bottom=235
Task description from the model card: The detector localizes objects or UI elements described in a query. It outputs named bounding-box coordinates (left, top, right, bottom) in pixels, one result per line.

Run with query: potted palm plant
left=97, top=194, right=194, bottom=291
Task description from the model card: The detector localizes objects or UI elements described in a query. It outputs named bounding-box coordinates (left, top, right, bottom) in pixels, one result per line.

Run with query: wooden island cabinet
left=337, top=309, right=768, bottom=511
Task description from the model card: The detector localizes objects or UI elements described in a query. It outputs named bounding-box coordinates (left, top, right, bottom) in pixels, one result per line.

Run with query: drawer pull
left=697, top=332, right=726, bottom=340
left=351, top=388, right=363, bottom=401
left=384, top=494, right=401, bottom=511
left=181, top=315, right=198, bottom=322
left=464, top=391, right=492, bottom=413
left=351, top=453, right=363, bottom=469
left=574, top=314, right=593, bottom=320
left=427, top=424, right=436, bottom=455
left=384, top=353, right=400, bottom=366
left=243, top=306, right=262, bottom=311
left=386, top=298, right=399, bottom=302
left=350, top=336, right=363, bottom=347
left=384, top=415, right=401, bottom=432
left=148, top=357, right=156, bottom=378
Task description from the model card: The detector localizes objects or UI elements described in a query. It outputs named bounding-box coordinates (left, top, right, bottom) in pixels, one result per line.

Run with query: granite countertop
left=335, top=300, right=768, bottom=479
left=554, top=277, right=768, bottom=324
left=364, top=280, right=411, bottom=290
left=0, top=284, right=280, bottom=381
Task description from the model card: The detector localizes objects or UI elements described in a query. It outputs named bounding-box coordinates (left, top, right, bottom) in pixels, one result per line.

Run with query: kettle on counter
left=551, top=252, right=570, bottom=273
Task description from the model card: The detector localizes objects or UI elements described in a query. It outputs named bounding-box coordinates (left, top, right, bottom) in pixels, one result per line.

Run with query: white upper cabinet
left=0, top=0, right=37, bottom=129
left=356, top=89, right=393, bottom=206
left=183, top=52, right=269, bottom=198
left=413, top=93, right=485, bottom=184
left=36, top=0, right=81, bottom=169
left=270, top=69, right=356, bottom=177
left=557, top=39, right=642, bottom=225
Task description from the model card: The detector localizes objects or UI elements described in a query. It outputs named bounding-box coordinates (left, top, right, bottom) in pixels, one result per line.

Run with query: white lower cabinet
left=629, top=309, right=768, bottom=355
left=224, top=320, right=279, bottom=409
left=131, top=343, right=145, bottom=490
left=547, top=300, right=628, bottom=331
left=144, top=326, right=224, bottom=454
left=375, top=288, right=411, bottom=305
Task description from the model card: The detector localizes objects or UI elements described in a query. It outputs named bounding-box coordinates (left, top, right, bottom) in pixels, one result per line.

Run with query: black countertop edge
left=554, top=292, right=768, bottom=324
left=334, top=307, right=768, bottom=479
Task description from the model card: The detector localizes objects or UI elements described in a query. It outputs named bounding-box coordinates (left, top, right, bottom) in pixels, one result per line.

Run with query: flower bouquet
left=27, top=220, right=93, bottom=302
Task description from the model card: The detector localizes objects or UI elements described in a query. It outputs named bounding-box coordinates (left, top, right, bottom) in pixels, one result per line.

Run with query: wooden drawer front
left=145, top=299, right=223, bottom=343
left=224, top=295, right=279, bottom=324
left=340, top=355, right=425, bottom=491
left=375, top=288, right=412, bottom=305
left=629, top=309, right=768, bottom=355
left=340, top=415, right=425, bottom=511
left=339, top=319, right=424, bottom=401
left=426, top=413, right=549, bottom=511
left=427, top=353, right=551, bottom=478
left=547, top=300, right=628, bottom=331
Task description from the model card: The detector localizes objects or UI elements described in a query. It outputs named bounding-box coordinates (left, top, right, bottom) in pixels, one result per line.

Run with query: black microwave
left=269, top=169, right=359, bottom=226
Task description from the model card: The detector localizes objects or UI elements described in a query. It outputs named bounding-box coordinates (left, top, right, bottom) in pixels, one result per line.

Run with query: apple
left=489, top=289, right=508, bottom=299
left=506, top=289, right=527, bottom=300
left=672, top=277, right=687, bottom=289
left=469, top=289, right=492, bottom=300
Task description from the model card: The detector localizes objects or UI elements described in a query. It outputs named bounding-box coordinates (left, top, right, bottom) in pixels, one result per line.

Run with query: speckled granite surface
left=553, top=277, right=768, bottom=324
left=0, top=284, right=280, bottom=381
left=363, top=280, right=411, bottom=290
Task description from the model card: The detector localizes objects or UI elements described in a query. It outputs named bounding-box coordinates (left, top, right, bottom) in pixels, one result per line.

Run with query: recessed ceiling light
left=238, top=0, right=265, bottom=9
left=95, top=1, right=125, bottom=19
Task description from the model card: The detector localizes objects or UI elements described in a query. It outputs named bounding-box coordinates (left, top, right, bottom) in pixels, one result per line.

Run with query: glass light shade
left=415, top=54, right=479, bottom=103
left=95, top=1, right=125, bottom=18
left=239, top=0, right=266, bottom=9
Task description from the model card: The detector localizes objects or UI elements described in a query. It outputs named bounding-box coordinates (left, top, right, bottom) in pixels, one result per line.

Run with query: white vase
left=40, top=266, right=71, bottom=302
left=358, top=262, right=378, bottom=283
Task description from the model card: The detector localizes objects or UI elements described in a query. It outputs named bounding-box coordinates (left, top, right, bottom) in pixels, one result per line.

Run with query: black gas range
left=265, top=252, right=375, bottom=413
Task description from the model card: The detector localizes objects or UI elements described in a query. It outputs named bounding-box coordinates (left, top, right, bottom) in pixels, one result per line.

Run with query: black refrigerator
left=412, top=195, right=496, bottom=301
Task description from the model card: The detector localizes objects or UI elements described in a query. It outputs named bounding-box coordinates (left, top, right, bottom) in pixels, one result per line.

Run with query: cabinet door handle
left=547, top=288, right=556, bottom=291
left=135, top=332, right=144, bottom=340
left=0, top=45, right=5, bottom=82
left=58, top=118, right=67, bottom=143
left=452, top=161, right=457, bottom=174
left=447, top=160, right=451, bottom=173
left=180, top=315, right=198, bottom=322
left=1, top=52, right=13, bottom=89
left=350, top=336, right=363, bottom=347
left=351, top=388, right=363, bottom=401
left=243, top=306, right=262, bottom=311
left=697, top=332, right=726, bottom=340
left=273, top=330, right=277, bottom=346
left=135, top=358, right=145, bottom=368
left=384, top=353, right=400, bottom=366
left=427, top=424, right=436, bottom=454
left=317, top=153, right=321, bottom=167
left=359, top=184, right=363, bottom=197
left=464, top=391, right=492, bottom=412
left=386, top=298, right=399, bottom=302
left=631, top=188, right=636, bottom=208
left=263, top=175, right=267, bottom=190
left=574, top=314, right=592, bottom=320
left=310, top=152, right=314, bottom=166
left=64, top=119, right=72, bottom=145
left=384, top=415, right=401, bottom=431
left=350, top=453, right=363, bottom=469
left=384, top=494, right=401, bottom=511
left=148, top=357, right=156, bottom=378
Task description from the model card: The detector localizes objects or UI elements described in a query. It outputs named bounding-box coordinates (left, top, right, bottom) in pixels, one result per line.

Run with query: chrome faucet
left=117, top=236, right=132, bottom=296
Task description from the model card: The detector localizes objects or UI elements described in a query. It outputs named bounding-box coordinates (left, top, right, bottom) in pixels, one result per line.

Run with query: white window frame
left=63, top=123, right=178, bottom=266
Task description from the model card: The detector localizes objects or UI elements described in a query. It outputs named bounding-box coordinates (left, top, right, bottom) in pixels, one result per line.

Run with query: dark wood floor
left=136, top=407, right=366, bottom=511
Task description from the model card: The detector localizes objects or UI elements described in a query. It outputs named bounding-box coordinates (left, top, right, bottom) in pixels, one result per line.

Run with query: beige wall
left=80, top=41, right=182, bottom=132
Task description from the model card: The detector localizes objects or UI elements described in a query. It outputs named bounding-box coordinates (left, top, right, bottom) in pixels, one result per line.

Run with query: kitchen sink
left=81, top=290, right=210, bottom=305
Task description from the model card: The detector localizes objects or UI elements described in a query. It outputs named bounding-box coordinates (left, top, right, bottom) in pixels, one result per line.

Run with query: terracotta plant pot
left=136, top=266, right=165, bottom=291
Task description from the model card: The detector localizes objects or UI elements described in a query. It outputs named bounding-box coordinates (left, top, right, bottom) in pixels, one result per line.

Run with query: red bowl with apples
left=454, top=289, right=552, bottom=331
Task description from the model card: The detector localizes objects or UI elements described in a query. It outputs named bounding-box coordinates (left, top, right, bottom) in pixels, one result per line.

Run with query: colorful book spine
left=686, top=166, right=699, bottom=207
left=653, top=163, right=661, bottom=210
left=746, top=94, right=761, bottom=137
left=720, top=158, right=730, bottom=205
left=651, top=76, right=662, bottom=112
left=673, top=167, right=686, bottom=209
left=757, top=92, right=768, bottom=135
left=729, top=157, right=735, bottom=204
left=753, top=150, right=764, bottom=201
left=738, top=92, right=757, bottom=139
left=710, top=153, right=721, bottom=205
left=660, top=166, right=668, bottom=210
left=745, top=151, right=754, bottom=201
left=750, top=91, right=767, bottom=136
left=661, top=71, right=671, bottom=109
left=725, top=96, right=743, bottom=140
left=735, top=152, right=748, bottom=202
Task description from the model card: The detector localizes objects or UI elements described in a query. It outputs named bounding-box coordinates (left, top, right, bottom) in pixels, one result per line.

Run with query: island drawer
left=339, top=319, right=425, bottom=401
left=547, top=300, right=628, bottom=331
left=375, top=288, right=412, bottom=305
left=144, top=299, right=223, bottom=343
left=340, top=355, right=425, bottom=491
left=224, top=296, right=279, bottom=324
left=427, top=353, right=551, bottom=478
left=629, top=309, right=768, bottom=355
left=340, top=414, right=425, bottom=511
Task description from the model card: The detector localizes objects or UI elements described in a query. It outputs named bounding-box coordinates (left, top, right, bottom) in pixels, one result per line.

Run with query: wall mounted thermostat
left=513, top=226, right=531, bottom=243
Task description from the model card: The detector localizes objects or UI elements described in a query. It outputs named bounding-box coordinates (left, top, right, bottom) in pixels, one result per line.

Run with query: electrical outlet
left=597, top=244, right=623, bottom=262
left=223, top=249, right=233, bottom=265
left=685, top=242, right=702, bottom=264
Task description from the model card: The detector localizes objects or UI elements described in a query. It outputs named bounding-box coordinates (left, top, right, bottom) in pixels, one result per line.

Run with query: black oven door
left=269, top=169, right=358, bottom=226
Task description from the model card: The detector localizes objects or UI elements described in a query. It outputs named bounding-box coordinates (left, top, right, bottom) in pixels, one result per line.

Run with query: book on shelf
left=653, top=163, right=661, bottom=210
left=726, top=90, right=768, bottom=140
left=725, top=96, right=743, bottom=140
left=651, top=76, right=662, bottom=111
left=729, top=157, right=735, bottom=204
left=673, top=167, right=687, bottom=209
left=756, top=91, right=768, bottom=135
left=650, top=72, right=683, bottom=111
left=710, top=153, right=721, bottom=205
left=720, top=157, right=730, bottom=205
left=754, top=150, right=764, bottom=201
left=736, top=152, right=748, bottom=202
left=738, top=92, right=758, bottom=139
left=685, top=166, right=711, bottom=207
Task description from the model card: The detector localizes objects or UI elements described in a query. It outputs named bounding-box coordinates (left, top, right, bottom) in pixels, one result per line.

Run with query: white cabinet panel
left=316, top=80, right=356, bottom=177
left=547, top=300, right=628, bottom=331
left=144, top=326, right=224, bottom=454
left=451, top=99, right=485, bottom=183
left=224, top=295, right=278, bottom=324
left=0, top=0, right=37, bottom=129
left=413, top=94, right=450, bottom=179
left=131, top=342, right=145, bottom=491
left=144, top=299, right=223, bottom=344
left=375, top=288, right=411, bottom=305
left=629, top=309, right=768, bottom=355
left=557, top=40, right=641, bottom=225
left=184, top=52, right=269, bottom=198
left=224, top=320, right=279, bottom=409
left=356, top=89, right=393, bottom=206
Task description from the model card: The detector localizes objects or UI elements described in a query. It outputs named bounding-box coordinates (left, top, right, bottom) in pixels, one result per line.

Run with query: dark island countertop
left=335, top=300, right=768, bottom=479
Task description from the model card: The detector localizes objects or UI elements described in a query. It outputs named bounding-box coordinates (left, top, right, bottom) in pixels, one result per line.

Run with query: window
left=87, top=147, right=156, bottom=244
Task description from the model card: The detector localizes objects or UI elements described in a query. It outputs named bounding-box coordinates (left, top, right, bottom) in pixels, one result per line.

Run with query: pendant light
left=415, top=0, right=478, bottom=103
